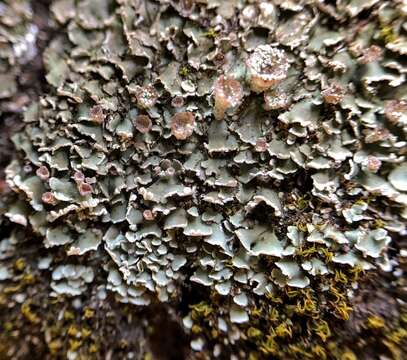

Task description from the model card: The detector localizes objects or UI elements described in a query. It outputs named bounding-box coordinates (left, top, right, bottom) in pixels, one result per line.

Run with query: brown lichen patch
left=143, top=209, right=155, bottom=221
left=134, top=115, right=152, bottom=134
left=73, top=171, right=85, bottom=183
left=213, top=75, right=243, bottom=120
left=170, top=112, right=195, bottom=140
left=42, top=191, right=56, bottom=205
left=89, top=105, right=105, bottom=124
left=36, top=166, right=50, bottom=181
left=359, top=45, right=383, bottom=64
left=363, top=127, right=390, bottom=143
left=134, top=85, right=158, bottom=109
left=255, top=137, right=268, bottom=152
left=264, top=87, right=290, bottom=110
left=78, top=182, right=92, bottom=196
left=366, top=155, right=382, bottom=173
left=385, top=100, right=407, bottom=125
left=246, top=45, right=289, bottom=92
left=171, top=96, right=185, bottom=108
left=321, top=83, right=345, bottom=105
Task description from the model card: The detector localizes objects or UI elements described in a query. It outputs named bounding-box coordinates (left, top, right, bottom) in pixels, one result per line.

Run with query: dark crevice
left=147, top=305, right=190, bottom=360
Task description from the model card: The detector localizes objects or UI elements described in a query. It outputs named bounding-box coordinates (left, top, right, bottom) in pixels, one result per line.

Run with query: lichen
left=1, top=0, right=407, bottom=358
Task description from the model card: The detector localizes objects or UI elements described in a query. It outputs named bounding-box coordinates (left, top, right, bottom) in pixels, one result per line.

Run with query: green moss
left=341, top=351, right=357, bottom=360
left=190, top=301, right=213, bottom=318
left=260, top=335, right=279, bottom=355
left=83, top=308, right=94, bottom=319
left=379, top=25, right=397, bottom=43
left=191, top=324, right=202, bottom=334
left=274, top=322, right=292, bottom=338
left=69, top=339, right=82, bottom=351
left=179, top=66, right=190, bottom=77
left=64, top=310, right=75, bottom=321
left=311, top=345, right=327, bottom=359
left=202, top=28, right=218, bottom=39
left=334, top=270, right=348, bottom=284
left=297, top=222, right=308, bottom=233
left=247, top=327, right=262, bottom=338
left=333, top=301, right=352, bottom=321
left=48, top=339, right=62, bottom=354
left=366, top=315, right=385, bottom=329
left=14, top=258, right=26, bottom=271
left=314, top=321, right=331, bottom=342
left=21, top=301, right=40, bottom=324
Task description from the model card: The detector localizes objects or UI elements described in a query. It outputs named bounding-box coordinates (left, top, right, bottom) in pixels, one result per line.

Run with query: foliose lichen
left=1, top=0, right=407, bottom=358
